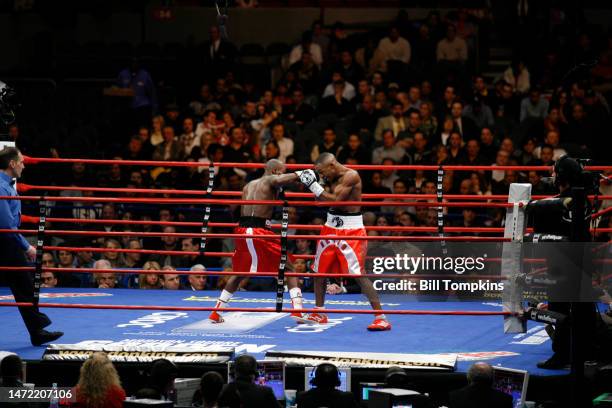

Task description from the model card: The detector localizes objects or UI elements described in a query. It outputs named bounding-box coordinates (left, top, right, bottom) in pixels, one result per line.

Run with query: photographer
left=526, top=155, right=597, bottom=369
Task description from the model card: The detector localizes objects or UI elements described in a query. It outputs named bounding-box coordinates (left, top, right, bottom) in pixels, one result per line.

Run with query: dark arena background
left=0, top=1, right=611, bottom=407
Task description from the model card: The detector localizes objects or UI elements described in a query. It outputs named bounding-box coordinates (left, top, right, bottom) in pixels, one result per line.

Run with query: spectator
left=380, top=158, right=399, bottom=190
left=462, top=95, right=494, bottom=130
left=42, top=252, right=56, bottom=268
left=503, top=59, right=530, bottom=94
left=188, top=264, right=208, bottom=291
left=337, top=49, right=364, bottom=86
left=479, top=127, right=498, bottom=164
left=224, top=127, right=253, bottom=163
left=194, top=371, right=225, bottom=408
left=337, top=134, right=370, bottom=164
left=74, top=352, right=126, bottom=408
left=351, top=95, right=382, bottom=136
left=447, top=131, right=467, bottom=164
left=375, top=101, right=407, bottom=141
left=150, top=115, right=165, bottom=146
left=419, top=101, right=438, bottom=139
left=284, top=89, right=314, bottom=127
left=93, top=260, right=117, bottom=289
left=178, top=117, right=200, bottom=158
left=289, top=31, right=323, bottom=67
left=533, top=130, right=567, bottom=161
left=372, top=26, right=411, bottom=71
left=140, top=261, right=163, bottom=289
left=520, top=88, right=550, bottom=122
left=451, top=101, right=478, bottom=141
left=151, top=226, right=181, bottom=267
left=289, top=52, right=320, bottom=96
left=117, top=59, right=157, bottom=131
left=218, top=354, right=281, bottom=408
left=101, top=239, right=126, bottom=269
left=322, top=71, right=356, bottom=101
left=372, top=130, right=406, bottom=165
left=296, top=363, right=358, bottom=408
left=410, top=132, right=432, bottom=165
left=41, top=271, right=58, bottom=288
left=203, top=25, right=237, bottom=78
left=124, top=239, right=144, bottom=269
left=161, top=267, right=183, bottom=290
left=177, top=237, right=208, bottom=269
left=263, top=123, right=293, bottom=162
left=436, top=24, right=468, bottom=63
left=310, top=128, right=341, bottom=163
left=135, top=358, right=178, bottom=401
left=152, top=126, right=181, bottom=161
left=318, top=80, right=354, bottom=117
left=449, top=362, right=512, bottom=408
left=0, top=354, right=25, bottom=387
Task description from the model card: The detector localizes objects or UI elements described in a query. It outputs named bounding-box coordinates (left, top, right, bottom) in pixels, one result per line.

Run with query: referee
left=0, top=147, right=62, bottom=345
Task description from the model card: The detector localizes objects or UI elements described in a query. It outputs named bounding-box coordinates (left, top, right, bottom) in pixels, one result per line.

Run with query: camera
left=0, top=80, right=17, bottom=127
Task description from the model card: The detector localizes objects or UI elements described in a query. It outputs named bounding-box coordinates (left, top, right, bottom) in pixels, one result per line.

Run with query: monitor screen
left=492, top=366, right=529, bottom=408
left=228, top=360, right=285, bottom=400
left=359, top=382, right=386, bottom=401
left=304, top=366, right=351, bottom=392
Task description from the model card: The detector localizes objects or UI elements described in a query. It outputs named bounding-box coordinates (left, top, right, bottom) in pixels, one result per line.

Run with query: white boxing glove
left=295, top=169, right=324, bottom=197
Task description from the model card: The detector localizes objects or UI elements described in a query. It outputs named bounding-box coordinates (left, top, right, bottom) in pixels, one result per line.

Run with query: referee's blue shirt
left=0, top=171, right=30, bottom=250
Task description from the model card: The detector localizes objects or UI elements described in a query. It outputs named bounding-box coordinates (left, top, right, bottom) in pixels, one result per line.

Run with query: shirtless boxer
left=209, top=159, right=305, bottom=323
left=296, top=153, right=391, bottom=331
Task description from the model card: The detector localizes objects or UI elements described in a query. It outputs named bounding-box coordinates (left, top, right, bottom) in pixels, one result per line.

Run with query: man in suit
left=374, top=101, right=407, bottom=142
left=218, top=354, right=281, bottom=408
left=296, top=363, right=358, bottom=408
left=0, top=147, right=63, bottom=346
left=203, top=24, right=237, bottom=78
left=449, top=362, right=513, bottom=408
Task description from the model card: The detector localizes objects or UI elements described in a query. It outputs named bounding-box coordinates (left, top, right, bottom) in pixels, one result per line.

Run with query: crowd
left=4, top=9, right=611, bottom=292
left=0, top=351, right=513, bottom=408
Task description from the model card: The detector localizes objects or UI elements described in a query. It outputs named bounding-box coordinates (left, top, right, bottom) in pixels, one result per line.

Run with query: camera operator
left=526, top=155, right=598, bottom=369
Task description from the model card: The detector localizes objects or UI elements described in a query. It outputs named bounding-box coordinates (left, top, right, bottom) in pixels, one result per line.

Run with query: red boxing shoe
left=367, top=318, right=392, bottom=331
left=290, top=312, right=307, bottom=324
left=303, top=312, right=328, bottom=324
left=208, top=311, right=224, bottom=323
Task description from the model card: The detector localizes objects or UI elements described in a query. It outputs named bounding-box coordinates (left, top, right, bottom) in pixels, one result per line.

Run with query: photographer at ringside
left=525, top=155, right=599, bottom=370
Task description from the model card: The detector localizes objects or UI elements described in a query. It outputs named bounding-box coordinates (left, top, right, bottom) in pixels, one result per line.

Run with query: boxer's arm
left=268, top=173, right=299, bottom=187
left=317, top=171, right=358, bottom=202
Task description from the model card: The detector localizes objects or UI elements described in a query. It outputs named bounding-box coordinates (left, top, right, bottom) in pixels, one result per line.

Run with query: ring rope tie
left=436, top=165, right=448, bottom=258
left=276, top=188, right=289, bottom=312
left=198, top=162, right=216, bottom=257
left=33, top=196, right=47, bottom=305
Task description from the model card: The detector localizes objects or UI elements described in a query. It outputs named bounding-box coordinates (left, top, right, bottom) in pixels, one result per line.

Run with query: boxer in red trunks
left=209, top=159, right=305, bottom=323
left=296, top=153, right=391, bottom=331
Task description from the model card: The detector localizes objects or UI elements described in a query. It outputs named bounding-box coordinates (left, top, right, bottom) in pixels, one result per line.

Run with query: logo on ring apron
left=331, top=216, right=344, bottom=228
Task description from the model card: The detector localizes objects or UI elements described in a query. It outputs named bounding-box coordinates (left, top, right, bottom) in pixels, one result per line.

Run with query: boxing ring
left=1, top=157, right=611, bottom=380
left=1, top=287, right=563, bottom=375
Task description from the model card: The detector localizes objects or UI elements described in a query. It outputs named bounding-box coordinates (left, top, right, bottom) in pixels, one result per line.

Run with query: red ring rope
left=16, top=183, right=611, bottom=202
left=22, top=155, right=611, bottom=172
left=0, top=302, right=513, bottom=316
left=1, top=229, right=512, bottom=241
left=0, top=266, right=510, bottom=280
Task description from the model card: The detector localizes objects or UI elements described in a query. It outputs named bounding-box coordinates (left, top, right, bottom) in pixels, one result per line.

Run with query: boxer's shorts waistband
left=325, top=213, right=364, bottom=229
left=238, top=216, right=271, bottom=229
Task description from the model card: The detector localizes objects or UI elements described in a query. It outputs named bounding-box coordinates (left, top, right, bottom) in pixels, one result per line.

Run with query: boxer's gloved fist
left=295, top=169, right=324, bottom=197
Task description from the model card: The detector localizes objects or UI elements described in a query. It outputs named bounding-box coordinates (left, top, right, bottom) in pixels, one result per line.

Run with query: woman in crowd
left=140, top=261, right=163, bottom=289
left=72, top=352, right=125, bottom=408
